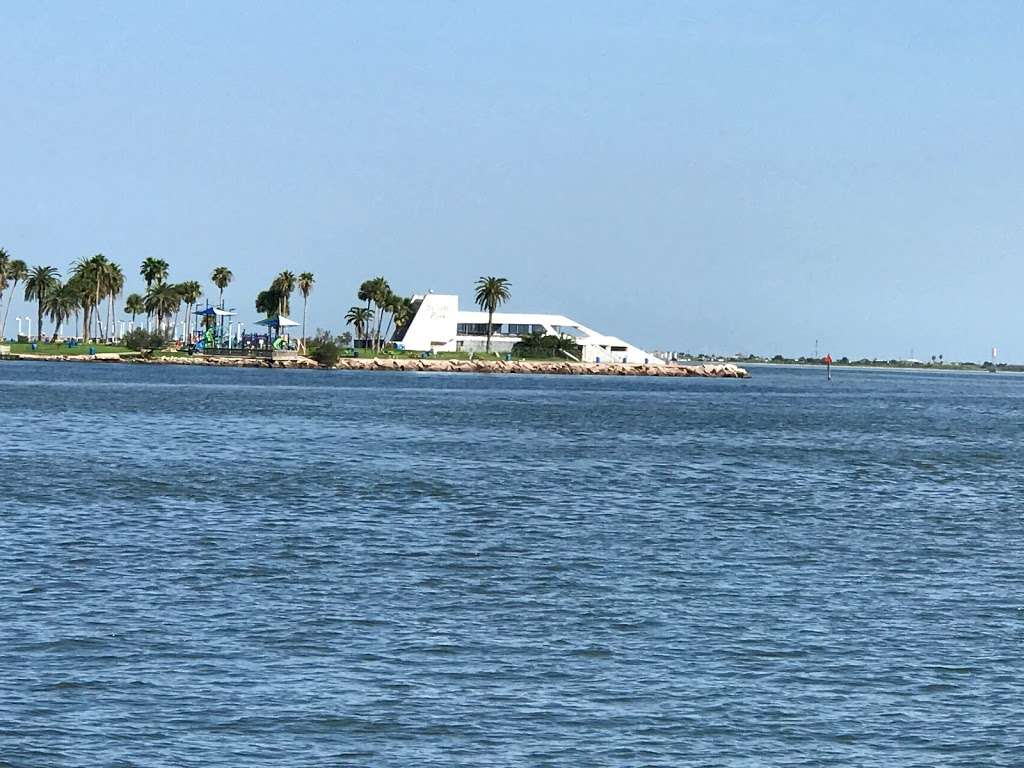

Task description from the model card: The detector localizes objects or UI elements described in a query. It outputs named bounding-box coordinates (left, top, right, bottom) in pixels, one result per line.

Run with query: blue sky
left=2, top=1, right=1023, bottom=361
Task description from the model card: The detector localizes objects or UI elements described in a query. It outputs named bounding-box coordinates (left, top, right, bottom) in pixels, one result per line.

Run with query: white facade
left=395, top=293, right=661, bottom=365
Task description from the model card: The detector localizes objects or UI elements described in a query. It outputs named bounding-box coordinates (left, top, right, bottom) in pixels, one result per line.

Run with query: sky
left=2, top=1, right=1023, bottom=361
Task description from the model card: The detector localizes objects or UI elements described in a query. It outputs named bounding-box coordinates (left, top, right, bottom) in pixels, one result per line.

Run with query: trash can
left=31, top=342, right=37, bottom=351
left=88, top=346, right=96, bottom=356
left=504, top=353, right=512, bottom=361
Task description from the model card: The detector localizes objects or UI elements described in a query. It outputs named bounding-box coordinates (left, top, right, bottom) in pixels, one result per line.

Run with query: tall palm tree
left=24, top=265, right=59, bottom=342
left=144, top=282, right=181, bottom=335
left=71, top=257, right=100, bottom=342
left=66, top=272, right=89, bottom=339
left=474, top=276, right=512, bottom=353
left=298, top=272, right=315, bottom=351
left=82, top=254, right=111, bottom=340
left=140, top=257, right=169, bottom=290
left=345, top=306, right=374, bottom=346
left=43, top=281, right=80, bottom=342
left=272, top=271, right=296, bottom=316
left=124, top=293, right=145, bottom=327
left=358, top=279, right=376, bottom=312
left=211, top=266, right=233, bottom=309
left=177, top=280, right=203, bottom=343
left=364, top=276, right=391, bottom=351
left=0, top=249, right=9, bottom=323
left=104, top=261, right=125, bottom=340
left=1, top=258, right=27, bottom=340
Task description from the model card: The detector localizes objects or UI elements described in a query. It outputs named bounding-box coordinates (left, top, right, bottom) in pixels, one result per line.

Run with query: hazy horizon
left=3, top=2, right=1023, bottom=362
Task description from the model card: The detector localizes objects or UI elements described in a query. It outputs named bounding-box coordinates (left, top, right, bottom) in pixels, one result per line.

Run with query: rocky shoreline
left=2, top=352, right=749, bottom=378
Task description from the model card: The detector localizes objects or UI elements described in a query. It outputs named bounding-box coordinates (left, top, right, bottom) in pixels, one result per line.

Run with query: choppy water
left=2, top=361, right=1023, bottom=766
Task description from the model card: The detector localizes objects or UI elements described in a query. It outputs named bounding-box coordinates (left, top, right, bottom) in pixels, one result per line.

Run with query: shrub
left=310, top=340, right=340, bottom=368
left=123, top=328, right=169, bottom=355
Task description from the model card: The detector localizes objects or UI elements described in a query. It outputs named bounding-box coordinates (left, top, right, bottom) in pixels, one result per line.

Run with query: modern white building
left=393, top=293, right=661, bottom=365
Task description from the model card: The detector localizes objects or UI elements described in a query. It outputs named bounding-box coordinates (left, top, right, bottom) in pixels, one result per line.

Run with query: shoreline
left=0, top=352, right=749, bottom=378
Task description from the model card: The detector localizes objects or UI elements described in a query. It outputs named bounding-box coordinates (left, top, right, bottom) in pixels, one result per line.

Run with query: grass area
left=1, top=341, right=137, bottom=356
left=0, top=342, right=195, bottom=358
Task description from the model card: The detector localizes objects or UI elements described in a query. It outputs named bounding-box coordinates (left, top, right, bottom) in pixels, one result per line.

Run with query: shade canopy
left=194, top=307, right=237, bottom=317
left=255, top=314, right=300, bottom=328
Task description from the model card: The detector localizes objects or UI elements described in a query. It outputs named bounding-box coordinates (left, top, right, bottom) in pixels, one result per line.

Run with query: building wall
left=398, top=294, right=459, bottom=351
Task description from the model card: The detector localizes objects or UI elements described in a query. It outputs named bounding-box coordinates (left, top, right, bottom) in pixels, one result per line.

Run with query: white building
left=393, top=293, right=661, bottom=365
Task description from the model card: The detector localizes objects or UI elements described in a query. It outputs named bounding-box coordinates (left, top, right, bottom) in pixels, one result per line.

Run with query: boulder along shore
left=3, top=352, right=749, bottom=377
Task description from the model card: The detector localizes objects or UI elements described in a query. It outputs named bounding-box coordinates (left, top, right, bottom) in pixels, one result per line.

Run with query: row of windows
left=456, top=323, right=548, bottom=336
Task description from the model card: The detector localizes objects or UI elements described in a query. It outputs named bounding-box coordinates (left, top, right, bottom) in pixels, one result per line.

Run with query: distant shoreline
left=727, top=360, right=1020, bottom=376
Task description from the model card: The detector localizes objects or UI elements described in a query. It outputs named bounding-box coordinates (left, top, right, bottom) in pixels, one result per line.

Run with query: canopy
left=194, top=307, right=237, bottom=317
left=255, top=314, right=300, bottom=328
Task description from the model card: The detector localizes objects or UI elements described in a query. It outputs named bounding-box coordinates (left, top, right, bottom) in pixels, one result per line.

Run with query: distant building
left=394, top=293, right=661, bottom=365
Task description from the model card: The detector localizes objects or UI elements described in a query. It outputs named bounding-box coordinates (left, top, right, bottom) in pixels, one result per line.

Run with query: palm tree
left=43, top=281, right=80, bottom=342
left=345, top=306, right=374, bottom=347
left=1, top=258, right=27, bottom=339
left=177, top=280, right=203, bottom=343
left=298, top=272, right=315, bottom=351
left=211, top=266, right=233, bottom=308
left=124, top=293, right=145, bottom=327
left=140, top=257, right=169, bottom=290
left=358, top=279, right=376, bottom=312
left=104, top=261, right=125, bottom=340
left=272, top=271, right=296, bottom=316
left=144, top=282, right=181, bottom=335
left=24, top=265, right=59, bottom=342
left=0, top=249, right=9, bottom=322
left=71, top=257, right=100, bottom=342
left=82, top=254, right=111, bottom=340
left=474, top=276, right=512, bottom=353
left=361, top=276, right=391, bottom=351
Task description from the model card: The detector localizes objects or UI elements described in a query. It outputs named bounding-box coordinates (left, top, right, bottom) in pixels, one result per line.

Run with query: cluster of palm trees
left=0, top=248, right=239, bottom=344
left=3, top=243, right=514, bottom=355
left=346, top=277, right=414, bottom=352
left=254, top=271, right=316, bottom=347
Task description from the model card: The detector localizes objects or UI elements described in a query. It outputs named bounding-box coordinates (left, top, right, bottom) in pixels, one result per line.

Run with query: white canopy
left=255, top=315, right=300, bottom=328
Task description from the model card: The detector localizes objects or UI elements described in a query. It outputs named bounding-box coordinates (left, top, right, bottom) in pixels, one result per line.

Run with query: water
left=2, top=362, right=1022, bottom=767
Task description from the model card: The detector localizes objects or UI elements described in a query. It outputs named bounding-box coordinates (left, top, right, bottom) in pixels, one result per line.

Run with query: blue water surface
left=1, top=362, right=1022, bottom=767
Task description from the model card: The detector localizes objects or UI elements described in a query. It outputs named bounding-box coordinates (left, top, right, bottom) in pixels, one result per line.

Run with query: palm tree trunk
left=302, top=296, right=308, bottom=352
left=0, top=283, right=17, bottom=340
left=486, top=308, right=493, bottom=352
left=82, top=304, right=91, bottom=343
left=37, top=299, right=44, bottom=343
left=107, top=294, right=114, bottom=341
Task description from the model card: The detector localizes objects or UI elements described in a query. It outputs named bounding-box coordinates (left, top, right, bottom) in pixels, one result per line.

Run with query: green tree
left=359, top=276, right=391, bottom=351
left=123, top=327, right=169, bottom=356
left=345, top=305, right=374, bottom=346
left=0, top=249, right=9, bottom=325
left=474, top=276, right=511, bottom=352
left=298, top=272, right=315, bottom=351
left=211, top=266, right=233, bottom=308
left=272, top=271, right=297, bottom=316
left=70, top=257, right=100, bottom=342
left=144, top=282, right=181, bottom=332
left=255, top=287, right=284, bottom=317
left=104, top=261, right=125, bottom=339
left=177, top=281, right=203, bottom=343
left=140, top=257, right=169, bottom=290
left=1, top=258, right=27, bottom=339
left=43, top=281, right=80, bottom=342
left=24, top=265, right=60, bottom=342
left=124, top=293, right=145, bottom=325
